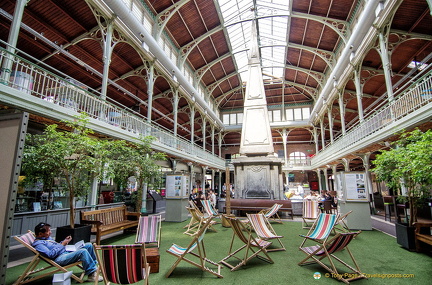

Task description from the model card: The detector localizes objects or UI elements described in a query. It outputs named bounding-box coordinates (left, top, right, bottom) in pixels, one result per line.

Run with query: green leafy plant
left=109, top=136, right=166, bottom=212
left=372, top=129, right=432, bottom=227
left=23, top=115, right=114, bottom=227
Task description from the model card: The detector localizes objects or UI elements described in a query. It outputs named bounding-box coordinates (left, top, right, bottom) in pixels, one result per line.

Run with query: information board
left=165, top=174, right=189, bottom=198
left=335, top=172, right=368, bottom=202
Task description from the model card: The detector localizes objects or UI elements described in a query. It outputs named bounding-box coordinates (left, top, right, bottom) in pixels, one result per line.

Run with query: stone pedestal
left=232, top=156, right=284, bottom=200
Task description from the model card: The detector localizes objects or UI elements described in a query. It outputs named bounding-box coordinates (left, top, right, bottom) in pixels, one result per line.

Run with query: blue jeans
left=54, top=243, right=98, bottom=275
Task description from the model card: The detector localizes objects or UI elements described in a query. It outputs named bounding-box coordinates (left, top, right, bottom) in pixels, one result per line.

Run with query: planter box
left=55, top=224, right=92, bottom=244
left=395, top=223, right=416, bottom=251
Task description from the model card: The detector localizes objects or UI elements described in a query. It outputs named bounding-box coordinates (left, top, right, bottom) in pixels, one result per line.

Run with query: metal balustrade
left=0, top=47, right=225, bottom=169
left=312, top=69, right=432, bottom=167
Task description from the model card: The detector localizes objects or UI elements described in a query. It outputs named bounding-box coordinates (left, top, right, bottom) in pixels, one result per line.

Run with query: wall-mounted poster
left=165, top=174, right=189, bottom=198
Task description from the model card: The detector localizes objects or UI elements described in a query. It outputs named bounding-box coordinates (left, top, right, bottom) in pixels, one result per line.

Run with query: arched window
left=289, top=151, right=307, bottom=166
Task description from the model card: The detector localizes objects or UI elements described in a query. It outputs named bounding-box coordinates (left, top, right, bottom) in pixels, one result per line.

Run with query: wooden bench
left=80, top=205, right=140, bottom=244
left=414, top=222, right=432, bottom=252
left=223, top=199, right=293, bottom=219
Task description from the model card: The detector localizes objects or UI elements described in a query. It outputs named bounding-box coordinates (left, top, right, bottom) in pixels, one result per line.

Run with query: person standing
left=32, top=222, right=102, bottom=282
left=208, top=190, right=217, bottom=208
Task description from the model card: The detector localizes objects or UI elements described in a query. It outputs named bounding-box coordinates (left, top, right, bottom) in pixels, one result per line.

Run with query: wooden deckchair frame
left=302, top=199, right=319, bottom=229
left=135, top=214, right=162, bottom=248
left=219, top=215, right=273, bottom=271
left=93, top=243, right=150, bottom=285
left=166, top=216, right=222, bottom=278
left=183, top=207, right=217, bottom=236
left=299, top=213, right=338, bottom=249
left=259, top=203, right=283, bottom=223
left=13, top=231, right=85, bottom=285
left=202, top=199, right=220, bottom=217
left=247, top=213, right=286, bottom=252
left=299, top=231, right=366, bottom=284
left=334, top=210, right=353, bottom=233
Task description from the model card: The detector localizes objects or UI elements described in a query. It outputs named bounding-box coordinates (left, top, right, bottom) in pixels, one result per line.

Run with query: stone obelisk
left=232, top=20, right=283, bottom=200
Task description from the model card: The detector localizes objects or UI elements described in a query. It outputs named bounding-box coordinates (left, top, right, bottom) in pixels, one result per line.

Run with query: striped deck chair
left=183, top=207, right=217, bottom=236
left=219, top=215, right=273, bottom=271
left=135, top=215, right=161, bottom=248
left=247, top=213, right=286, bottom=252
left=166, top=216, right=223, bottom=278
left=202, top=199, right=220, bottom=218
left=259, top=203, right=283, bottom=223
left=299, top=231, right=366, bottom=284
left=299, top=213, right=338, bottom=249
left=93, top=243, right=150, bottom=285
left=13, top=231, right=85, bottom=285
left=302, top=199, right=319, bottom=229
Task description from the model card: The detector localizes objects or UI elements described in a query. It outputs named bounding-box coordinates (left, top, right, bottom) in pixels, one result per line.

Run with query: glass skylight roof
left=218, top=0, right=290, bottom=82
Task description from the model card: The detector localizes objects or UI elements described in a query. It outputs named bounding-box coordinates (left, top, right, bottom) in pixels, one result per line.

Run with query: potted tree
left=372, top=129, right=432, bottom=250
left=22, top=115, right=112, bottom=242
left=110, top=136, right=166, bottom=214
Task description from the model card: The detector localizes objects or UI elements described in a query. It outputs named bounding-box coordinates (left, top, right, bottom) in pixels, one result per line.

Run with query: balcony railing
left=0, top=46, right=225, bottom=168
left=313, top=68, right=432, bottom=166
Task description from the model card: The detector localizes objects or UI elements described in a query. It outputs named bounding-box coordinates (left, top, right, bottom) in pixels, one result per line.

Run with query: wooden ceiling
left=0, top=0, right=431, bottom=171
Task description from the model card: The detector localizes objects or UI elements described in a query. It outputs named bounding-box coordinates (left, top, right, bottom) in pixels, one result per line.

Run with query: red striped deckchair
left=13, top=231, right=85, bottom=285
left=259, top=203, right=283, bottom=223
left=93, top=243, right=150, bottom=285
left=219, top=215, right=273, bottom=271
left=166, top=216, right=222, bottom=278
left=247, top=213, right=286, bottom=252
left=202, top=199, right=220, bottom=217
left=135, top=215, right=161, bottom=248
left=299, top=213, right=337, bottom=249
left=302, top=199, right=319, bottom=228
left=299, top=231, right=366, bottom=284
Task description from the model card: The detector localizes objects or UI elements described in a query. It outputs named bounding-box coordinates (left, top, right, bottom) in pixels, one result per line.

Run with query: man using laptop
left=32, top=222, right=102, bottom=282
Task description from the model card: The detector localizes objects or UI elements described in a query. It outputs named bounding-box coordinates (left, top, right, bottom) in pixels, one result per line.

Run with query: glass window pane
left=229, top=113, right=236, bottom=125
left=286, top=109, right=294, bottom=120
left=223, top=114, right=230, bottom=124
left=237, top=113, right=243, bottom=124
left=294, top=108, right=302, bottom=120
left=302, top=107, right=310, bottom=119
left=273, top=110, right=281, bottom=122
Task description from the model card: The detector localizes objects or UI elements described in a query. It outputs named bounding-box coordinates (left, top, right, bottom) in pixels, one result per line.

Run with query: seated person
left=304, top=191, right=319, bottom=201
left=31, top=222, right=102, bottom=282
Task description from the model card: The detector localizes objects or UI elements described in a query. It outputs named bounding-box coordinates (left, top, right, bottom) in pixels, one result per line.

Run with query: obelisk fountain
left=232, top=20, right=284, bottom=200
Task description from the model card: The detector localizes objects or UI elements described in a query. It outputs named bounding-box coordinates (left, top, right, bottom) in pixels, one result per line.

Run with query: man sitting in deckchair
left=31, top=222, right=102, bottom=282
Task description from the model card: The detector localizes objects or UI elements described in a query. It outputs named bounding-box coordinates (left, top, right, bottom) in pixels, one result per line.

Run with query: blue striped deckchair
left=93, top=243, right=150, bottom=285
left=299, top=231, right=366, bottom=284
left=247, top=213, right=286, bottom=252
left=299, top=213, right=337, bottom=249
left=202, top=199, right=220, bottom=217
left=166, top=216, right=222, bottom=278
left=135, top=215, right=162, bottom=248
left=259, top=203, right=283, bottom=223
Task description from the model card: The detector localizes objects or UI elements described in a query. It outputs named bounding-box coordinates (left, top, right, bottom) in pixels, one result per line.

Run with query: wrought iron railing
left=0, top=46, right=225, bottom=168
left=313, top=68, right=432, bottom=165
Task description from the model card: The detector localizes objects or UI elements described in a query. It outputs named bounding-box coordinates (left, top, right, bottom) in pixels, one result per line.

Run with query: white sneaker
left=87, top=271, right=103, bottom=282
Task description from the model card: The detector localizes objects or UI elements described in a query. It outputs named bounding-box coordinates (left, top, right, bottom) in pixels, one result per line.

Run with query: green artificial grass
left=6, top=218, right=432, bottom=285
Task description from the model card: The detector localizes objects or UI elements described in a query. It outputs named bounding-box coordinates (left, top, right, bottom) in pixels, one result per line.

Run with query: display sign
left=336, top=172, right=368, bottom=202
left=165, top=174, right=189, bottom=198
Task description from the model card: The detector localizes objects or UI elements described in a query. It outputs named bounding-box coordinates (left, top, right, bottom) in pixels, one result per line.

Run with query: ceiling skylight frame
left=218, top=0, right=290, bottom=82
